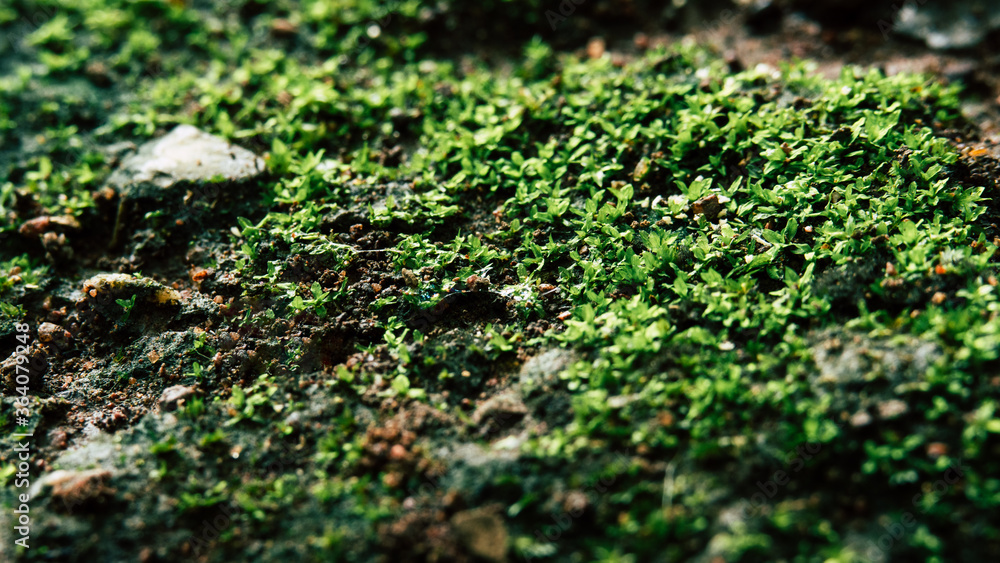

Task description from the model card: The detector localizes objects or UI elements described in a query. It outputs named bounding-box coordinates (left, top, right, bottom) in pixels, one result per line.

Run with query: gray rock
left=893, top=1, right=1000, bottom=49
left=519, top=347, right=576, bottom=387
left=808, top=329, right=940, bottom=417
left=447, top=442, right=519, bottom=468
left=810, top=331, right=940, bottom=390
left=159, top=385, right=195, bottom=412
left=471, top=392, right=527, bottom=427
left=107, top=124, right=265, bottom=198
left=102, top=140, right=137, bottom=164
left=50, top=428, right=117, bottom=470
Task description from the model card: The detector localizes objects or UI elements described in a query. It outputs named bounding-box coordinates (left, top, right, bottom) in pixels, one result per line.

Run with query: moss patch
left=3, top=1, right=1000, bottom=562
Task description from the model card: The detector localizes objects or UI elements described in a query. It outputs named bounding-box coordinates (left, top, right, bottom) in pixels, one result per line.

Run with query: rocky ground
left=3, top=1, right=1000, bottom=562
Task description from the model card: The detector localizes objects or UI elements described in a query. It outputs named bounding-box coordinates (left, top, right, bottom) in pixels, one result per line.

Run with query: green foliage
left=0, top=255, right=49, bottom=296
left=226, top=378, right=281, bottom=426
left=115, top=293, right=136, bottom=322
left=3, top=0, right=1000, bottom=561
left=288, top=281, right=331, bottom=318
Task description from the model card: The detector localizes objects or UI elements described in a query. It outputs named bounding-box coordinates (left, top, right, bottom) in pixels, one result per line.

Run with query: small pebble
left=587, top=37, right=606, bottom=59
left=389, top=444, right=407, bottom=461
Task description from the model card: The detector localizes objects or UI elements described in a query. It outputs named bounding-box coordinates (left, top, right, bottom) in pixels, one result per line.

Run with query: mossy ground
left=3, top=1, right=1000, bottom=562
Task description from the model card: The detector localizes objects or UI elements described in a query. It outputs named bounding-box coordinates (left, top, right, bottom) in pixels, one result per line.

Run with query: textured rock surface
left=107, top=125, right=265, bottom=197
left=81, top=273, right=182, bottom=306
left=518, top=348, right=576, bottom=387
left=158, top=385, right=194, bottom=412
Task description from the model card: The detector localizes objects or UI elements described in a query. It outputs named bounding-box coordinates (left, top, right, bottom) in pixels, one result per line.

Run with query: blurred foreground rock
left=892, top=0, right=1000, bottom=49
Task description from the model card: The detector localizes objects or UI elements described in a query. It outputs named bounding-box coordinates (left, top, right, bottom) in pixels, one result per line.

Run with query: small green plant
left=183, top=396, right=206, bottom=419
left=116, top=293, right=137, bottom=323
left=0, top=255, right=49, bottom=297
left=185, top=361, right=205, bottom=382
left=0, top=302, right=23, bottom=319
left=288, top=281, right=331, bottom=318
left=191, top=332, right=214, bottom=360
left=226, top=380, right=279, bottom=426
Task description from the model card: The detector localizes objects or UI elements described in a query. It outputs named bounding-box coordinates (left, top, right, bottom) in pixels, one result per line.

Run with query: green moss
left=3, top=1, right=1000, bottom=561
